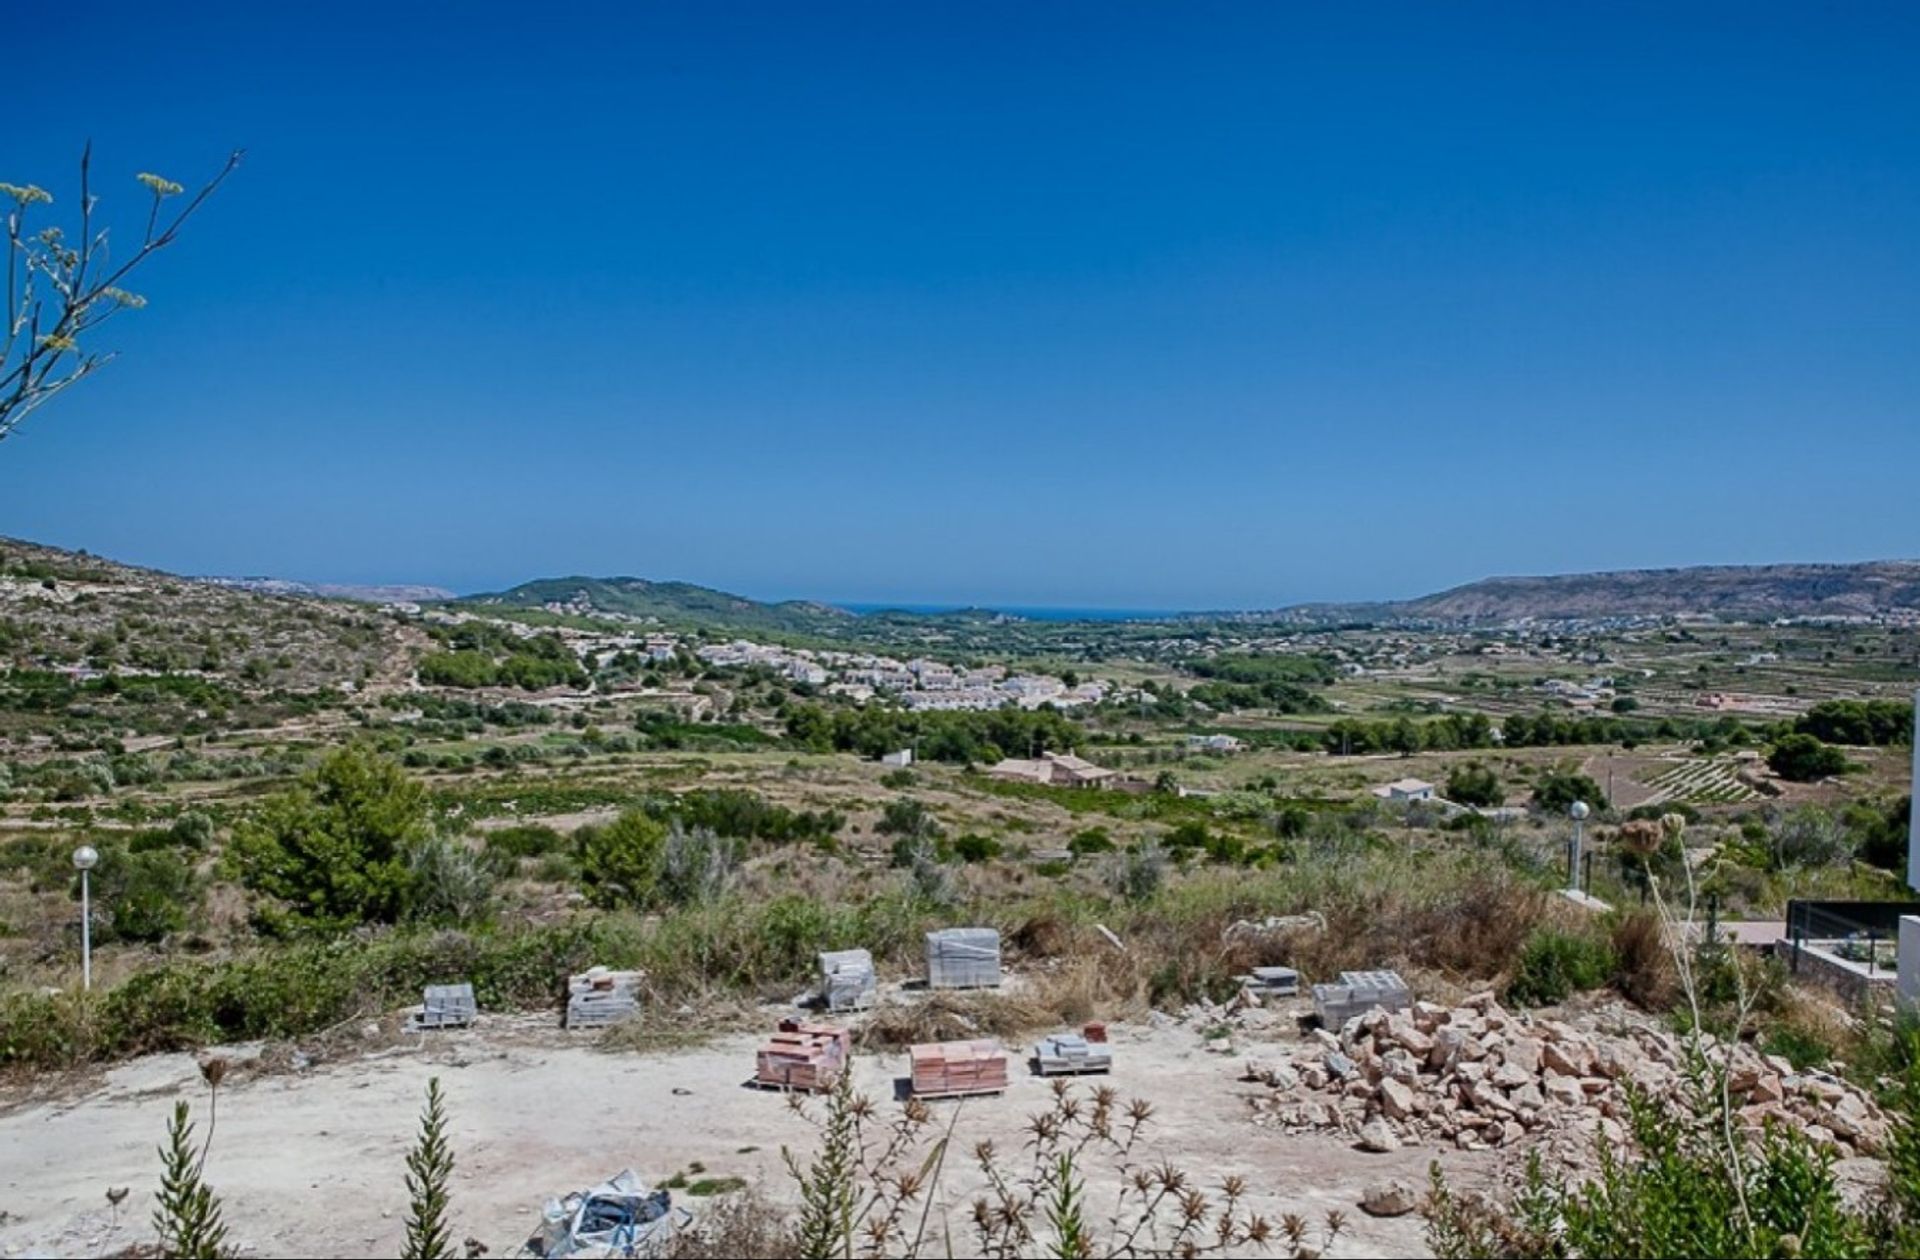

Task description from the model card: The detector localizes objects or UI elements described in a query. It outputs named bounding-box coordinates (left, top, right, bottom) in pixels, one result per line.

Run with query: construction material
left=910, top=1039, right=1009, bottom=1098
left=521, top=1168, right=690, bottom=1258
left=754, top=1019, right=852, bottom=1092
left=1033, top=1031, right=1113, bottom=1076
left=1312, top=969, right=1410, bottom=1027
left=416, top=983, right=476, bottom=1029
left=818, top=948, right=878, bottom=1012
left=1237, top=966, right=1300, bottom=999
left=1083, top=1021, right=1108, bottom=1044
left=925, top=927, right=1001, bottom=990
left=566, top=967, right=643, bottom=1029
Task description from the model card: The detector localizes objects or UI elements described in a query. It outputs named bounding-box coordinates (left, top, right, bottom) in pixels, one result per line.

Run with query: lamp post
left=72, top=845, right=99, bottom=990
left=1568, top=801, right=1590, bottom=895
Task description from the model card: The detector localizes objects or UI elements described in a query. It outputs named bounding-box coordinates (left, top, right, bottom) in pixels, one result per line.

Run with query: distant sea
left=839, top=603, right=1182, bottom=622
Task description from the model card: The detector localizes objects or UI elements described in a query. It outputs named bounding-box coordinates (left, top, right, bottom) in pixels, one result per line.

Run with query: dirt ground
left=0, top=1015, right=1498, bottom=1259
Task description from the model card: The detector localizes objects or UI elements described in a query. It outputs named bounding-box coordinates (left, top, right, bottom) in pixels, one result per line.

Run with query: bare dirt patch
left=0, top=1014, right=1498, bottom=1258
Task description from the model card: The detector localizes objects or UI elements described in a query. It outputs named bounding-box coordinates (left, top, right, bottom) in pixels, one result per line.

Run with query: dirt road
left=0, top=1016, right=1494, bottom=1258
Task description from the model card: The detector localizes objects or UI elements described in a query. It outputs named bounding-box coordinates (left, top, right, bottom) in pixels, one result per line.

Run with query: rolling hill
left=456, top=575, right=856, bottom=634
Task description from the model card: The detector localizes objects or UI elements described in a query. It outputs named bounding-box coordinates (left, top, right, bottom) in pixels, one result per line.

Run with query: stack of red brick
left=755, top=1019, right=852, bottom=1092
left=909, top=1039, right=1009, bottom=1098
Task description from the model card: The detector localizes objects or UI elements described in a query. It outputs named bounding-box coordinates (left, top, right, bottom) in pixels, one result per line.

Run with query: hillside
left=1391, top=560, right=1920, bottom=622
left=458, top=574, right=856, bottom=634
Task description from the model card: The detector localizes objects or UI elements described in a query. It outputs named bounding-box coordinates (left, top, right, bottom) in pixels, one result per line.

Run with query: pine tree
left=401, top=1077, right=456, bottom=1260
left=152, top=1101, right=230, bottom=1260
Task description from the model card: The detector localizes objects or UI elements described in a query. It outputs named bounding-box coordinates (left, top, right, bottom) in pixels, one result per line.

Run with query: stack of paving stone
left=565, top=967, right=644, bottom=1028
left=925, top=927, right=1001, bottom=990
left=910, top=1039, right=1009, bottom=1097
left=755, top=1019, right=853, bottom=1092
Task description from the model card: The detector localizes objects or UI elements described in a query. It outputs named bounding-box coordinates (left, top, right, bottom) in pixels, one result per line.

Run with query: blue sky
left=2, top=3, right=1916, bottom=609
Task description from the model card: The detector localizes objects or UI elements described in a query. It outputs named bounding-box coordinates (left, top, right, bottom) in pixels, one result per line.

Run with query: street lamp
left=1568, top=801, right=1590, bottom=894
left=72, top=845, right=99, bottom=990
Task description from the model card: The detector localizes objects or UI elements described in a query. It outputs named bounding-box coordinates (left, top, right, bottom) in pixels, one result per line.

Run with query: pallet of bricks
left=1311, top=969, right=1410, bottom=1027
left=754, top=1019, right=852, bottom=1093
left=925, top=927, right=1001, bottom=989
left=566, top=967, right=644, bottom=1029
left=910, top=1039, right=1009, bottom=1098
left=818, top=948, right=877, bottom=1012
left=1033, top=1024, right=1113, bottom=1076
left=417, top=983, right=476, bottom=1029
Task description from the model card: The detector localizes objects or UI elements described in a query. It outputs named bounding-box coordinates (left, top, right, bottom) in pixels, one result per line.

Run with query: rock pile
left=1244, top=992, right=1889, bottom=1166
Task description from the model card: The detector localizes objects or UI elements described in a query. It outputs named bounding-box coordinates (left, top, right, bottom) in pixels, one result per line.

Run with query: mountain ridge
left=454, top=559, right=1920, bottom=627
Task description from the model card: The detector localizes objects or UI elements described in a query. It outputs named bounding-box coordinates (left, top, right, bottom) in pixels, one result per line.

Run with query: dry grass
left=855, top=990, right=1060, bottom=1050
left=597, top=996, right=764, bottom=1055
left=1610, top=909, right=1680, bottom=1009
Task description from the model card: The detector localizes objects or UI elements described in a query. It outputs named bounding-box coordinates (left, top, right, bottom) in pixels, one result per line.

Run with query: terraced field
left=1642, top=756, right=1764, bottom=805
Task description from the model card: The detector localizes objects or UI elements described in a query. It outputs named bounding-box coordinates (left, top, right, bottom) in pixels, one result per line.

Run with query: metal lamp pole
left=73, top=845, right=99, bottom=990
left=1569, top=801, right=1589, bottom=894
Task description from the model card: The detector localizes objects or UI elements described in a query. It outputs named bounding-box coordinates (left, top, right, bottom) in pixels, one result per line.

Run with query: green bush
left=575, top=810, right=668, bottom=908
left=1507, top=925, right=1617, bottom=1007
left=1445, top=762, right=1503, bottom=808
left=952, top=833, right=1002, bottom=864
left=91, top=847, right=195, bottom=943
left=1767, top=733, right=1852, bottom=783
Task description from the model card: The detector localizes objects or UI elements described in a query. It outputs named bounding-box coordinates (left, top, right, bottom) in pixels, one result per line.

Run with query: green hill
left=456, top=575, right=855, bottom=634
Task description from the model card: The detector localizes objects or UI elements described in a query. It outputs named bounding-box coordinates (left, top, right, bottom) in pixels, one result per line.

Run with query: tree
left=152, top=1100, right=231, bottom=1259
left=3, top=147, right=240, bottom=443
left=401, top=1078, right=456, bottom=1260
left=1445, top=762, right=1504, bottom=809
left=231, top=747, right=431, bottom=932
left=1767, top=733, right=1851, bottom=783
left=1532, top=767, right=1603, bottom=814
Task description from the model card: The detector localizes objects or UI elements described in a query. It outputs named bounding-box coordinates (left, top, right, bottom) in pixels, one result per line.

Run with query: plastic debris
left=519, top=1169, right=689, bottom=1259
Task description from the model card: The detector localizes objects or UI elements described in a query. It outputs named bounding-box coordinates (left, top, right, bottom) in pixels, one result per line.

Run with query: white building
left=1370, top=777, right=1436, bottom=802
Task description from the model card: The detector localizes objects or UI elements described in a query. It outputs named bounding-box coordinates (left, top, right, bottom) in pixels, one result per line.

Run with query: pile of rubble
left=1244, top=992, right=1890, bottom=1167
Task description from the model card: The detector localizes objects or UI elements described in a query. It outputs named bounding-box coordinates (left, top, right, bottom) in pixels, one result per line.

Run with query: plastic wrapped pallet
left=566, top=967, right=643, bottom=1029
left=1033, top=1032, right=1113, bottom=1076
left=818, top=948, right=877, bottom=1012
left=1312, top=968, right=1410, bottom=1026
left=925, top=927, right=1001, bottom=990
left=419, top=983, right=476, bottom=1029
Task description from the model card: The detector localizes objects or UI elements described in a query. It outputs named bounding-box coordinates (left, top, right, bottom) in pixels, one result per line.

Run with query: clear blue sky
left=3, top=3, right=1916, bottom=609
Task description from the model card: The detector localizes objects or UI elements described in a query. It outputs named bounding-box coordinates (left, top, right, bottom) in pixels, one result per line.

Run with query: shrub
left=482, top=823, right=564, bottom=863
left=952, top=833, right=1002, bottom=864
left=1767, top=733, right=1851, bottom=783
left=1507, top=925, right=1617, bottom=1007
left=404, top=836, right=495, bottom=925
left=1445, top=762, right=1503, bottom=808
left=1068, top=827, right=1115, bottom=856
left=92, top=847, right=195, bottom=943
left=575, top=810, right=669, bottom=909
left=1109, top=841, right=1167, bottom=902
left=659, top=823, right=737, bottom=907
